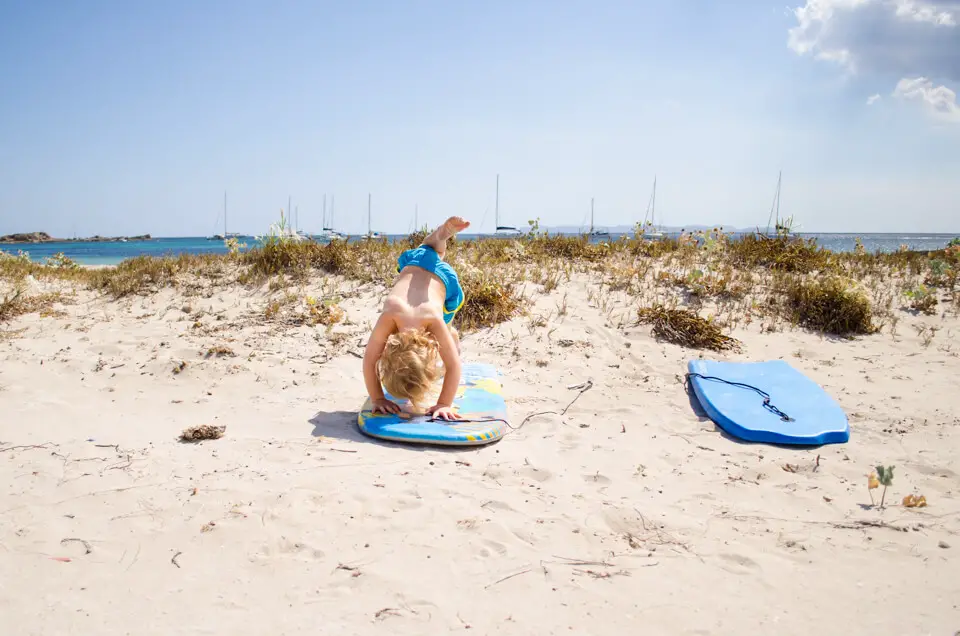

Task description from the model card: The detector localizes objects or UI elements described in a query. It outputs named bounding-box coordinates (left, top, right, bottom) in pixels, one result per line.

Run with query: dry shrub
left=779, top=276, right=876, bottom=336
left=243, top=240, right=319, bottom=280
left=728, top=234, right=831, bottom=274
left=86, top=254, right=212, bottom=297
left=302, top=297, right=345, bottom=326
left=0, top=285, right=65, bottom=323
left=455, top=271, right=522, bottom=332
left=205, top=345, right=235, bottom=358
left=630, top=236, right=683, bottom=258
left=526, top=235, right=607, bottom=262
left=179, top=424, right=225, bottom=442
left=636, top=304, right=741, bottom=352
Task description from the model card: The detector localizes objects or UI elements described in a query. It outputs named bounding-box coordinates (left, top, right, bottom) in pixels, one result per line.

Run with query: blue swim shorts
left=396, top=245, right=465, bottom=324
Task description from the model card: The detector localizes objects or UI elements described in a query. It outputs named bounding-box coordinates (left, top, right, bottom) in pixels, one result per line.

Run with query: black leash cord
left=428, top=379, right=594, bottom=432
left=685, top=373, right=794, bottom=422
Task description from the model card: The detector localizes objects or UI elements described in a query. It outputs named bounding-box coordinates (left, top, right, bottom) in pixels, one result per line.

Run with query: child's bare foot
left=423, top=217, right=471, bottom=257
left=438, top=216, right=470, bottom=240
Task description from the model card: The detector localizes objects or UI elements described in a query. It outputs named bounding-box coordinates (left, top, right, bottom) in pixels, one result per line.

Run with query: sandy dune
left=1, top=274, right=958, bottom=635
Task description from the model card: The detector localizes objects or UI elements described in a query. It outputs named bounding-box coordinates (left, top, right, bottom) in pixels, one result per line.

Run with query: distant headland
left=0, top=232, right=152, bottom=244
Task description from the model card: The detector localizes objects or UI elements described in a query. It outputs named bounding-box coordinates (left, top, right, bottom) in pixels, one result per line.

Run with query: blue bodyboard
left=687, top=359, right=849, bottom=446
left=358, top=363, right=508, bottom=446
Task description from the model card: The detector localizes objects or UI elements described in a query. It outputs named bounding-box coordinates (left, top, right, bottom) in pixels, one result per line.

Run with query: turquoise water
left=2, top=233, right=957, bottom=266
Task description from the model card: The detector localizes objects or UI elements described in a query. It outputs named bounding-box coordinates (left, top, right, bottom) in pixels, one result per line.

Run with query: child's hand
left=427, top=404, right=462, bottom=421
left=372, top=398, right=401, bottom=415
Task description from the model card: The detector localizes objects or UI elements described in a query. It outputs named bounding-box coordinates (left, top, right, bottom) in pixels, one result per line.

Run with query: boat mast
left=495, top=174, right=500, bottom=228
left=368, top=193, right=372, bottom=235
left=223, top=191, right=227, bottom=236
left=590, top=197, right=595, bottom=233
left=776, top=170, right=781, bottom=228
left=766, top=170, right=782, bottom=234
left=322, top=194, right=327, bottom=229
left=652, top=176, right=656, bottom=229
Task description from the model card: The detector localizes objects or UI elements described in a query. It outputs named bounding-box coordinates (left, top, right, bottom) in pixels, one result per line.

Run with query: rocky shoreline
left=0, top=232, right=151, bottom=244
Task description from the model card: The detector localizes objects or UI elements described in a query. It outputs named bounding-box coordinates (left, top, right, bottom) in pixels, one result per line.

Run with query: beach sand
left=1, top=272, right=958, bottom=635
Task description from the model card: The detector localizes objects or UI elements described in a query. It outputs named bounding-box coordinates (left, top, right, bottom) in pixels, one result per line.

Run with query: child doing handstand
left=362, top=216, right=470, bottom=421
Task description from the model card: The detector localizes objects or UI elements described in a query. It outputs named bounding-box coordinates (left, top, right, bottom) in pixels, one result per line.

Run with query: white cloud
left=867, top=93, right=882, bottom=104
left=789, top=0, right=960, bottom=121
left=788, top=0, right=959, bottom=76
left=893, top=76, right=960, bottom=120
left=894, top=0, right=957, bottom=24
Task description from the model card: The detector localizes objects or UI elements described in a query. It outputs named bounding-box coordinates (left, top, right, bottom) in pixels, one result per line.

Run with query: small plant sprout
left=867, top=471, right=879, bottom=506
left=875, top=465, right=894, bottom=508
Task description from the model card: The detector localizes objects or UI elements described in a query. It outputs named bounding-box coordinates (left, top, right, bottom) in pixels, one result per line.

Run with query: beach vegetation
left=776, top=276, right=876, bottom=336
left=903, top=284, right=938, bottom=315
left=635, top=303, right=741, bottom=352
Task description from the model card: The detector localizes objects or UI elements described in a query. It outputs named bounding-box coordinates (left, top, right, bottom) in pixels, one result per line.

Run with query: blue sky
left=1, top=0, right=957, bottom=236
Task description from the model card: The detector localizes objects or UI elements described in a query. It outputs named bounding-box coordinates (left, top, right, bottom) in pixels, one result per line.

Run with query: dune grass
left=2, top=228, right=957, bottom=342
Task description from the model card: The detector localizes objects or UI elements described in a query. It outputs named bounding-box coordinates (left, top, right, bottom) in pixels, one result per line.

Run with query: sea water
left=3, top=233, right=957, bottom=266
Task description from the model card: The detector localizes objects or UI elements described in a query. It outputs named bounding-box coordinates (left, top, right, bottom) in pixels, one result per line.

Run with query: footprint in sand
left=481, top=500, right=516, bottom=513
left=253, top=537, right=325, bottom=562
left=717, top=553, right=760, bottom=575
left=477, top=538, right=508, bottom=558
left=520, top=463, right=554, bottom=483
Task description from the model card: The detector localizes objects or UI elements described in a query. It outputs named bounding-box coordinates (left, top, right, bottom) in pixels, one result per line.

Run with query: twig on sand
left=722, top=513, right=922, bottom=533
left=484, top=567, right=534, bottom=589
left=374, top=608, right=401, bottom=621
left=831, top=519, right=917, bottom=533
left=574, top=568, right=633, bottom=579
left=171, top=551, right=182, bottom=568
left=0, top=443, right=55, bottom=453
left=546, top=555, right=615, bottom=567
left=60, top=538, right=92, bottom=554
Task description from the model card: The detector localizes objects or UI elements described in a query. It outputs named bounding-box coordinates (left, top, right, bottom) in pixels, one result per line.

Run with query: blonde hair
left=379, top=328, right=441, bottom=406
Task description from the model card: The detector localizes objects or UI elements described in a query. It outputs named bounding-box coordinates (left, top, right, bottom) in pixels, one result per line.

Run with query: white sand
left=1, top=274, right=958, bottom=634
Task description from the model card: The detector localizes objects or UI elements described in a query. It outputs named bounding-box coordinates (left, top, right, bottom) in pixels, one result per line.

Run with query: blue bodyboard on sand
left=687, top=359, right=849, bottom=446
left=358, top=363, right=508, bottom=446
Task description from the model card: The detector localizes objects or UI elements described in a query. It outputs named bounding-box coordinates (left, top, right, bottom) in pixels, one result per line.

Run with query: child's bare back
left=362, top=217, right=470, bottom=421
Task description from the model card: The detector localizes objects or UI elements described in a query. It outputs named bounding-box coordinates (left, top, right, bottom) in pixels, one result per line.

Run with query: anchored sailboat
left=493, top=174, right=522, bottom=237
left=208, top=192, right=242, bottom=240
left=318, top=194, right=346, bottom=241
left=642, top=176, right=664, bottom=239
left=588, top=198, right=609, bottom=238
left=761, top=171, right=796, bottom=238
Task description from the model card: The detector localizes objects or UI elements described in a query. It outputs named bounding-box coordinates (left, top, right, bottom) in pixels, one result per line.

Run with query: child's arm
left=363, top=313, right=400, bottom=414
left=426, top=317, right=462, bottom=420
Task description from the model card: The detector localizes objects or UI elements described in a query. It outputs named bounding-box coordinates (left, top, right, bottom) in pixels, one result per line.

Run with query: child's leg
left=421, top=216, right=470, bottom=260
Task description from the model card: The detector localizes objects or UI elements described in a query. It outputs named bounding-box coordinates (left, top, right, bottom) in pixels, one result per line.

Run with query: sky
left=0, top=0, right=958, bottom=237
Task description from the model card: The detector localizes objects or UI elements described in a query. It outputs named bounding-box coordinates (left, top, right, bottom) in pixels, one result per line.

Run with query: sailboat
left=642, top=176, right=664, bottom=239
left=208, top=192, right=242, bottom=240
left=317, top=194, right=346, bottom=241
left=761, top=171, right=796, bottom=238
left=493, top=174, right=522, bottom=237
left=366, top=193, right=382, bottom=239
left=280, top=196, right=306, bottom=242
left=588, top=198, right=610, bottom=238
left=294, top=204, right=310, bottom=240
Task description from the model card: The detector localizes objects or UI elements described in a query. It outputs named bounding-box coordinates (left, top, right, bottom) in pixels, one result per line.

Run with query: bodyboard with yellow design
left=358, top=363, right=508, bottom=446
